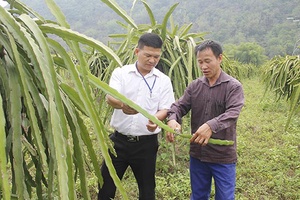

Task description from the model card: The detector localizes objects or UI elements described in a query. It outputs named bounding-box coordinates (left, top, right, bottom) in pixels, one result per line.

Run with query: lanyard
left=136, top=64, right=157, bottom=98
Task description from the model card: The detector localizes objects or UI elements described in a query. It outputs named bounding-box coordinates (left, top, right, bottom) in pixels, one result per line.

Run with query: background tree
left=18, top=0, right=300, bottom=58
left=224, top=42, right=268, bottom=66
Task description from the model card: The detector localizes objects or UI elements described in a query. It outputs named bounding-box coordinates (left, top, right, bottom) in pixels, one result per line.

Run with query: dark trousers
left=98, top=131, right=158, bottom=200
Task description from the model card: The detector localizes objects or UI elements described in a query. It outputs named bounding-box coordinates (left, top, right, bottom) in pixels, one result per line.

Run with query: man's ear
left=134, top=48, right=139, bottom=56
left=218, top=54, right=223, bottom=63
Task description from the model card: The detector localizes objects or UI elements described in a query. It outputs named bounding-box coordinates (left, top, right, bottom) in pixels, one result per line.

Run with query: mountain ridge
left=18, top=0, right=300, bottom=57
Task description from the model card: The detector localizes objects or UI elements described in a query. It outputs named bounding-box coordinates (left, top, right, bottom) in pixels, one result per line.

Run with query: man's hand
left=166, top=119, right=181, bottom=142
left=146, top=119, right=158, bottom=132
left=146, top=110, right=168, bottom=132
left=106, top=94, right=138, bottom=115
left=190, top=123, right=212, bottom=146
left=121, top=103, right=138, bottom=115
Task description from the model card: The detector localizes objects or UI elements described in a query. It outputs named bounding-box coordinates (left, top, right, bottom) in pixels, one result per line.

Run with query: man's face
left=135, top=46, right=161, bottom=74
left=196, top=48, right=222, bottom=81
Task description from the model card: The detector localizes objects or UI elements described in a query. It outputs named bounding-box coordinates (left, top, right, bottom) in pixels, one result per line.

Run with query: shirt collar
left=200, top=70, right=231, bottom=86
left=128, top=62, right=160, bottom=77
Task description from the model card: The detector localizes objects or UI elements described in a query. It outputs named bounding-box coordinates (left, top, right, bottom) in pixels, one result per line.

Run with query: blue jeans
left=190, top=156, right=236, bottom=200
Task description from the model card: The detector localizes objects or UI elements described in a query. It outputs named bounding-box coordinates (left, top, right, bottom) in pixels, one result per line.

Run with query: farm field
left=1, top=1, right=300, bottom=199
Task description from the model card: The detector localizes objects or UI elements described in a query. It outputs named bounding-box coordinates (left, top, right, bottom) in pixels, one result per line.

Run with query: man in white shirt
left=98, top=33, right=175, bottom=200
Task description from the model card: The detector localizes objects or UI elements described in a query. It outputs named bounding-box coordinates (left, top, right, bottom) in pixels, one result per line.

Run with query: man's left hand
left=146, top=119, right=158, bottom=132
left=190, top=123, right=212, bottom=146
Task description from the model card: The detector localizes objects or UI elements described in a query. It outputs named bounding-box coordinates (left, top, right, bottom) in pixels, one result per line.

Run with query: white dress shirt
left=109, top=63, right=175, bottom=136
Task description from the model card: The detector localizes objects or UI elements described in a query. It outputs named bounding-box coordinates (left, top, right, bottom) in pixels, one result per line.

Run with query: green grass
left=235, top=77, right=300, bottom=200
left=88, top=77, right=300, bottom=199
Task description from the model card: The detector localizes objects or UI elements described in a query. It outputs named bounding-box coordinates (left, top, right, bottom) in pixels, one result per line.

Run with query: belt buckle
left=127, top=135, right=139, bottom=142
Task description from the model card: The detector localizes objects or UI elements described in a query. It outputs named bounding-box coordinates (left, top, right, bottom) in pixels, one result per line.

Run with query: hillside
left=18, top=0, right=300, bottom=57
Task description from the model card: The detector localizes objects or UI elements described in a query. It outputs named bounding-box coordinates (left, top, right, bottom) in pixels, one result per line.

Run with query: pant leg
left=129, top=137, right=158, bottom=200
left=211, top=163, right=236, bottom=200
left=190, top=156, right=212, bottom=200
left=98, top=134, right=129, bottom=200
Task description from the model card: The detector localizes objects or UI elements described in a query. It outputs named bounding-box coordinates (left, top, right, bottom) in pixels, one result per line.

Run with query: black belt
left=114, top=131, right=157, bottom=142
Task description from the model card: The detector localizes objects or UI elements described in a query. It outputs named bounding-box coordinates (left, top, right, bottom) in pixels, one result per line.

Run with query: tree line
left=19, top=0, right=300, bottom=58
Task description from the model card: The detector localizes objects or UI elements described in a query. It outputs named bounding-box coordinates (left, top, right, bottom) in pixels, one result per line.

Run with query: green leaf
left=47, top=38, right=129, bottom=200
left=285, top=85, right=300, bottom=130
left=21, top=14, right=76, bottom=200
left=49, top=100, right=70, bottom=200
left=75, top=111, right=104, bottom=186
left=6, top=0, right=45, bottom=20
left=0, top=6, right=46, bottom=92
left=88, top=72, right=175, bottom=133
left=141, top=1, right=156, bottom=26
left=100, top=0, right=138, bottom=29
left=63, top=97, right=91, bottom=200
left=161, top=3, right=179, bottom=41
left=88, top=73, right=235, bottom=145
left=60, top=83, right=88, bottom=115
left=44, top=0, right=70, bottom=28
left=40, top=23, right=122, bottom=67
left=6, top=49, right=29, bottom=200
left=0, top=91, right=11, bottom=200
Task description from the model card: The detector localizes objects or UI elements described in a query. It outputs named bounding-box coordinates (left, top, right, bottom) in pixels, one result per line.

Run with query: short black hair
left=195, top=40, right=223, bottom=58
left=137, top=33, right=163, bottom=49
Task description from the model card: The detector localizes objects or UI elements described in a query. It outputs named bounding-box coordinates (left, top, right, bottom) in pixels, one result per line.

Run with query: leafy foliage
left=89, top=3, right=247, bottom=99
left=224, top=42, right=268, bottom=66
left=0, top=0, right=127, bottom=199
left=261, top=55, right=300, bottom=129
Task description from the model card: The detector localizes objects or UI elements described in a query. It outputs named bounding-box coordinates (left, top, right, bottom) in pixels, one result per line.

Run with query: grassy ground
left=91, top=77, right=300, bottom=199
left=235, top=77, right=300, bottom=199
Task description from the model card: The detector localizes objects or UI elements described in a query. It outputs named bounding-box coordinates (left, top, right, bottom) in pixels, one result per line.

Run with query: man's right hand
left=166, top=119, right=181, bottom=142
left=106, top=94, right=138, bottom=115
left=121, top=103, right=138, bottom=115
